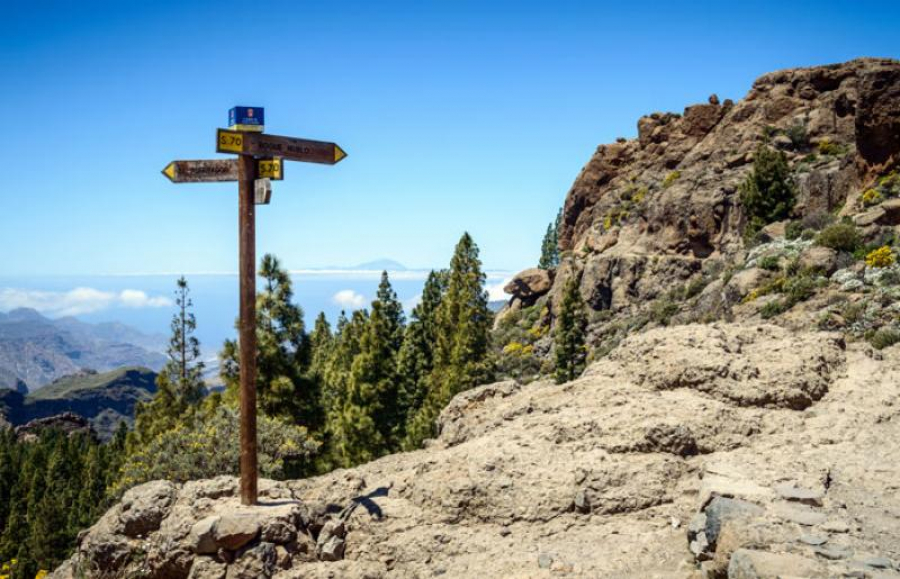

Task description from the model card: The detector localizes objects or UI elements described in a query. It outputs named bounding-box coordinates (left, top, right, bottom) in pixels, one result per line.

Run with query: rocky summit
left=53, top=58, right=900, bottom=578
left=51, top=323, right=900, bottom=578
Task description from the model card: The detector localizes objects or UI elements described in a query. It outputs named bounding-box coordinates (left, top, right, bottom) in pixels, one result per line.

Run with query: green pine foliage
left=554, top=277, right=587, bottom=384
left=396, top=270, right=447, bottom=449
left=221, top=254, right=321, bottom=428
left=129, top=277, right=206, bottom=453
left=740, top=144, right=797, bottom=235
left=538, top=208, right=562, bottom=269
left=321, top=310, right=368, bottom=467
left=0, top=426, right=126, bottom=577
left=324, top=272, right=405, bottom=467
left=404, top=233, right=493, bottom=448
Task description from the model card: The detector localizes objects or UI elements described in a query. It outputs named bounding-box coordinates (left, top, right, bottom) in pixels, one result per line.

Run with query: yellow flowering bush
left=502, top=341, right=534, bottom=356
left=866, top=246, right=896, bottom=269
left=663, top=170, right=681, bottom=188
left=861, top=188, right=883, bottom=207
left=632, top=186, right=648, bottom=204
left=111, top=406, right=319, bottom=497
left=817, top=138, right=845, bottom=156
left=527, top=325, right=547, bottom=339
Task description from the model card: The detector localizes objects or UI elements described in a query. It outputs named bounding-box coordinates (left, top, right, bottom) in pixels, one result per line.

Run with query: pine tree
left=325, top=273, right=405, bottom=466
left=322, top=309, right=369, bottom=466
left=129, top=277, right=205, bottom=451
left=554, top=277, right=587, bottom=384
left=405, top=233, right=493, bottom=448
left=396, top=270, right=447, bottom=448
left=740, top=144, right=797, bottom=235
left=538, top=208, right=562, bottom=269
left=309, top=312, right=333, bottom=381
left=221, top=254, right=321, bottom=429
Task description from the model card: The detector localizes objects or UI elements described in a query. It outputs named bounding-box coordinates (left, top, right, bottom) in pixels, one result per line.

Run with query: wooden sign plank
left=162, top=158, right=283, bottom=183
left=217, top=129, right=347, bottom=165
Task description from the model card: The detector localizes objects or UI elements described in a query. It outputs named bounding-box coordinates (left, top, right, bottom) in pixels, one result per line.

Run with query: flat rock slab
left=728, top=548, right=822, bottom=578
left=775, top=483, right=825, bottom=507
left=771, top=502, right=828, bottom=526
left=799, top=534, right=829, bottom=546
left=813, top=545, right=854, bottom=560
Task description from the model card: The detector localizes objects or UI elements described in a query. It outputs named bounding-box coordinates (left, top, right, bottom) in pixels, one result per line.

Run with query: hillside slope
left=0, top=308, right=165, bottom=390
left=0, top=366, right=157, bottom=439
left=51, top=324, right=900, bottom=578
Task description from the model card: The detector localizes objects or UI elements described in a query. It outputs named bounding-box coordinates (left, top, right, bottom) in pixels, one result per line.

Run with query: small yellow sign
left=258, top=158, right=283, bottom=180
left=334, top=145, right=347, bottom=163
left=217, top=129, right=244, bottom=154
left=162, top=162, right=176, bottom=181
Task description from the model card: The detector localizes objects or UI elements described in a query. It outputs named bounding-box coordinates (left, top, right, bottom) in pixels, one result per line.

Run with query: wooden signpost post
left=162, top=108, right=346, bottom=505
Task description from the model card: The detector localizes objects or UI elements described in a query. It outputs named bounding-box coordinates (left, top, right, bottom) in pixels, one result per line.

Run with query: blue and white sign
left=228, top=106, right=265, bottom=132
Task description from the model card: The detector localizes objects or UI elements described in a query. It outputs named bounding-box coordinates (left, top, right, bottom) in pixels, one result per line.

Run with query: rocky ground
left=53, top=323, right=900, bottom=578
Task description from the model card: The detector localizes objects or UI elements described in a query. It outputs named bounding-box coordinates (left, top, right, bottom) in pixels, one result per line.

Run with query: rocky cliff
left=52, top=59, right=900, bottom=578
left=500, top=57, right=900, bottom=367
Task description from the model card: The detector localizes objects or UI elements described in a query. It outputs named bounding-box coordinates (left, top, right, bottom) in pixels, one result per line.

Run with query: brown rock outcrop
left=555, top=58, right=900, bottom=314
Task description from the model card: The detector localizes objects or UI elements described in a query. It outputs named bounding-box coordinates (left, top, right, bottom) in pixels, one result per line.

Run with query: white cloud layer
left=331, top=289, right=367, bottom=309
left=484, top=277, right=512, bottom=302
left=0, top=287, right=172, bottom=317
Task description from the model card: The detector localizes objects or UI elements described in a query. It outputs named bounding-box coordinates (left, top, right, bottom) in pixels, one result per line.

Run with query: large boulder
left=503, top=268, right=553, bottom=304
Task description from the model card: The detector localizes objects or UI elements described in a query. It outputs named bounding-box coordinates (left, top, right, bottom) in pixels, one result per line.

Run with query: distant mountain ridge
left=0, top=307, right=166, bottom=390
left=353, top=258, right=408, bottom=271
left=0, top=366, right=157, bottom=440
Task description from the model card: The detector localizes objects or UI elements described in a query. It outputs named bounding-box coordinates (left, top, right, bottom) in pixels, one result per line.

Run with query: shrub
left=862, top=188, right=883, bottom=207
left=816, top=222, right=861, bottom=252
left=502, top=341, right=534, bottom=356
left=784, top=275, right=817, bottom=304
left=759, top=299, right=789, bottom=319
left=740, top=145, right=796, bottom=234
left=865, top=246, right=896, bottom=268
left=817, top=138, right=846, bottom=156
left=650, top=299, right=679, bottom=326
left=112, top=406, right=319, bottom=496
left=756, top=274, right=817, bottom=319
left=757, top=255, right=781, bottom=271
left=632, top=186, right=648, bottom=204
left=869, top=328, right=900, bottom=350
left=684, top=275, right=711, bottom=299
left=662, top=171, right=681, bottom=188
left=762, top=125, right=779, bottom=142
left=841, top=301, right=867, bottom=324
left=879, top=170, right=900, bottom=195
left=786, top=122, right=809, bottom=149
left=785, top=221, right=803, bottom=240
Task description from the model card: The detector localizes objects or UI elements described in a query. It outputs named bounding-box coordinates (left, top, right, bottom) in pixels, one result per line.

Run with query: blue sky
left=1, top=0, right=898, bottom=276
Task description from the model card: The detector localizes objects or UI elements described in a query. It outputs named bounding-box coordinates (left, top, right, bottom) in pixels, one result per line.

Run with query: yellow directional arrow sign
left=217, top=129, right=348, bottom=165
left=161, top=158, right=283, bottom=183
